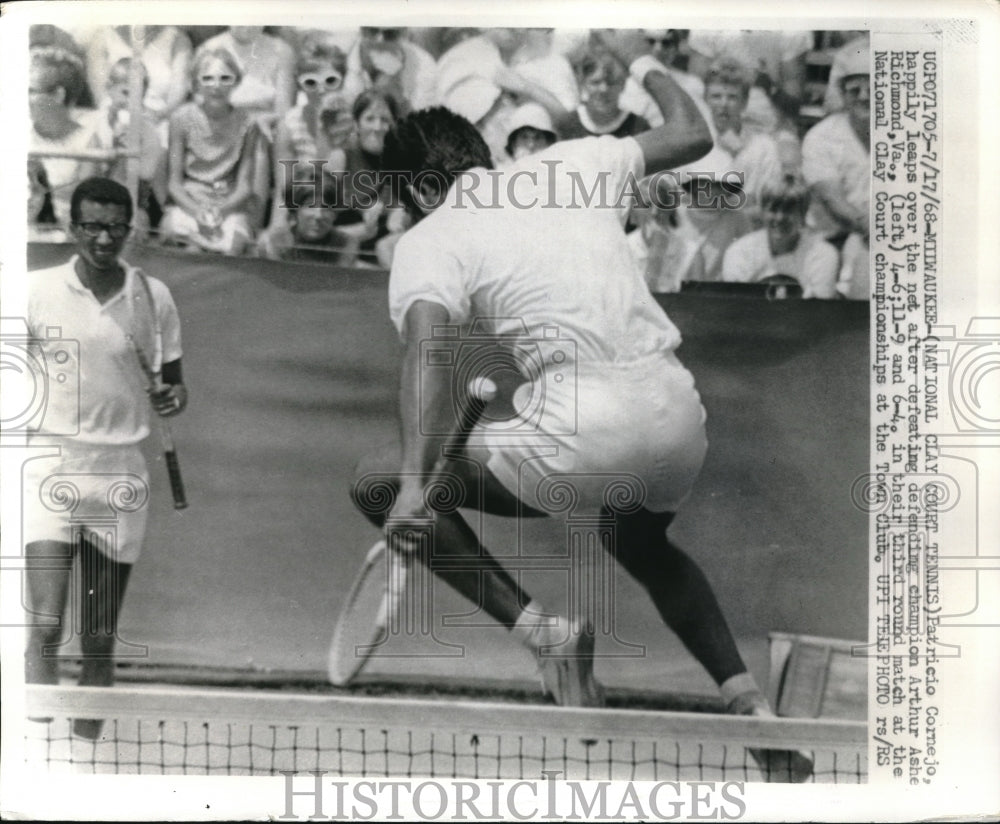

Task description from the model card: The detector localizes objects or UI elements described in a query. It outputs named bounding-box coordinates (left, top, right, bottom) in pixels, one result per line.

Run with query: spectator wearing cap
left=722, top=176, right=839, bottom=298
left=703, top=59, right=798, bottom=223
left=800, top=44, right=870, bottom=299
left=29, top=47, right=101, bottom=226
left=504, top=102, right=557, bottom=161
left=619, top=29, right=708, bottom=129
left=435, top=28, right=567, bottom=165
left=823, top=32, right=871, bottom=114
left=343, top=27, right=437, bottom=113
left=687, top=29, right=810, bottom=137
left=557, top=50, right=651, bottom=140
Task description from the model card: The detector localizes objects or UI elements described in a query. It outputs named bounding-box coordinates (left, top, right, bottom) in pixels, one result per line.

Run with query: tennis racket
left=133, top=343, right=188, bottom=510
left=327, top=376, right=497, bottom=686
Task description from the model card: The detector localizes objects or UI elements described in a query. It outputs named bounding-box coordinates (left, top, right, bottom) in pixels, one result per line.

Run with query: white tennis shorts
left=22, top=440, right=150, bottom=564
left=476, top=351, right=708, bottom=515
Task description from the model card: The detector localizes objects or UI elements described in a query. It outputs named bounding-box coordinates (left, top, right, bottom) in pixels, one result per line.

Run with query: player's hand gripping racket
left=133, top=343, right=188, bottom=510
left=327, top=377, right=497, bottom=686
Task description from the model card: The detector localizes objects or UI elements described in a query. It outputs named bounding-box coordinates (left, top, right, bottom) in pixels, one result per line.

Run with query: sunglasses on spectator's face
left=298, top=72, right=344, bottom=92
left=199, top=73, right=237, bottom=87
left=646, top=36, right=678, bottom=48
left=74, top=221, right=131, bottom=239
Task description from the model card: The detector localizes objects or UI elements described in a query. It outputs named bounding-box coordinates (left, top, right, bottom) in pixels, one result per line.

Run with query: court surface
left=22, top=244, right=869, bottom=700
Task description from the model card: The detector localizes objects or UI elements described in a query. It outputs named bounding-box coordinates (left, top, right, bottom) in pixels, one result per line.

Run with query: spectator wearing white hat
left=504, top=102, right=557, bottom=161
left=435, top=29, right=567, bottom=165
left=801, top=43, right=869, bottom=299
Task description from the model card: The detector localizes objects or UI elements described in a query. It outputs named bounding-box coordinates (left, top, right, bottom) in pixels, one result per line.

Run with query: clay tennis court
left=24, top=244, right=868, bottom=702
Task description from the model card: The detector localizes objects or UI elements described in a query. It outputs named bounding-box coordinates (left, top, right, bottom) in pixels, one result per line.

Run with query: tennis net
left=23, top=684, right=866, bottom=783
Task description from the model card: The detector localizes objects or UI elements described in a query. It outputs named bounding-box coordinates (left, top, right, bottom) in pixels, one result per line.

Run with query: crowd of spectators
left=28, top=25, right=871, bottom=297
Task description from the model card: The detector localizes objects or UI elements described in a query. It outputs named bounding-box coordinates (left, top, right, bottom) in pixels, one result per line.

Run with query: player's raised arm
left=593, top=29, right=713, bottom=175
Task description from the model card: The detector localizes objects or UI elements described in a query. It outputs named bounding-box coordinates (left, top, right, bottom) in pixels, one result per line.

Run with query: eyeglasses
left=199, top=73, right=238, bottom=87
left=646, top=36, right=678, bottom=48
left=74, top=221, right=131, bottom=239
left=298, top=72, right=344, bottom=92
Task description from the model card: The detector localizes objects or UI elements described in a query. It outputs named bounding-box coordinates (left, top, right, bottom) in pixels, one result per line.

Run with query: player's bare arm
left=389, top=299, right=453, bottom=524
left=594, top=29, right=714, bottom=175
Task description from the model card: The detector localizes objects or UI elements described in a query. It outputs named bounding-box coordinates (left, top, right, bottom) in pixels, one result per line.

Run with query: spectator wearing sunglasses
left=343, top=27, right=437, bottom=114
left=201, top=26, right=297, bottom=124
left=620, top=29, right=708, bottom=130
left=160, top=48, right=266, bottom=255
left=801, top=45, right=870, bottom=299
left=266, top=34, right=350, bottom=237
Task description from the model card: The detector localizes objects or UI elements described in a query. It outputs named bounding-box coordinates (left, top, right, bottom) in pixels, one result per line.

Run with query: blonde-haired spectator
left=687, top=29, right=811, bottom=136
left=86, top=26, right=192, bottom=143
left=91, top=59, right=167, bottom=239
left=160, top=48, right=265, bottom=255
left=703, top=59, right=799, bottom=222
left=201, top=27, right=296, bottom=125
left=722, top=176, right=839, bottom=298
left=558, top=50, right=650, bottom=139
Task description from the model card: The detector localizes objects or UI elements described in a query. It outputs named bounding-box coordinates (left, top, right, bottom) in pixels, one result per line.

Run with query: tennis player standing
left=24, top=177, right=186, bottom=737
left=351, top=31, right=810, bottom=779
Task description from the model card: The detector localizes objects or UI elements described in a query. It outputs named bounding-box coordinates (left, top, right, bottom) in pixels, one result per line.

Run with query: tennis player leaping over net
left=350, top=30, right=811, bottom=781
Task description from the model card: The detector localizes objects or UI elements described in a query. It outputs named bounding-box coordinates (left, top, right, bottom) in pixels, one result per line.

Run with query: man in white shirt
left=349, top=30, right=812, bottom=782
left=24, top=178, right=187, bottom=737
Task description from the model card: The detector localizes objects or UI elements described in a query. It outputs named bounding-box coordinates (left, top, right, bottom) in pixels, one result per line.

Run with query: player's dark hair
left=382, top=106, right=493, bottom=213
left=70, top=177, right=134, bottom=224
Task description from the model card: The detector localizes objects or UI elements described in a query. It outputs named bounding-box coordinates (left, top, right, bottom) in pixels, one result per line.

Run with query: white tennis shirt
left=27, top=256, right=182, bottom=445
left=389, top=135, right=682, bottom=365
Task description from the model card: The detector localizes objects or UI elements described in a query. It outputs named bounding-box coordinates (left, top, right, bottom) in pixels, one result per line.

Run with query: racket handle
left=164, top=448, right=188, bottom=510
